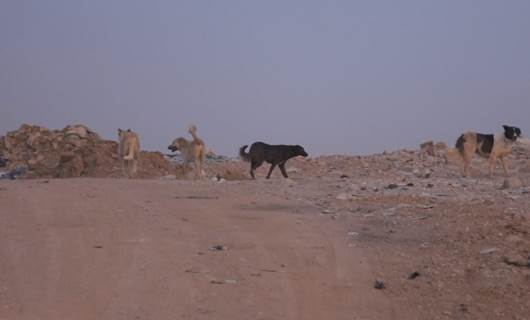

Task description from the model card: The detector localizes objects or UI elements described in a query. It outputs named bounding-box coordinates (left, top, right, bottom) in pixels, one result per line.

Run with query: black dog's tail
left=455, top=134, right=466, bottom=156
left=239, top=145, right=250, bottom=162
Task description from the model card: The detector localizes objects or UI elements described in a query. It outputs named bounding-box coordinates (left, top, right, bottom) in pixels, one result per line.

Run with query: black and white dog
left=239, top=142, right=308, bottom=179
left=455, top=125, right=522, bottom=177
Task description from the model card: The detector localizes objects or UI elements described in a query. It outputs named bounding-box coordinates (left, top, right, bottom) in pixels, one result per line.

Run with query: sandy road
left=0, top=178, right=401, bottom=320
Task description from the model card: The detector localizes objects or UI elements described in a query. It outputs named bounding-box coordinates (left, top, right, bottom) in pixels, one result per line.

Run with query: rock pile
left=0, top=124, right=173, bottom=178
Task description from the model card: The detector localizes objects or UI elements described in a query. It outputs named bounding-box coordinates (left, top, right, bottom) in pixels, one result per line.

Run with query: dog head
left=118, top=128, right=132, bottom=140
left=503, top=125, right=522, bottom=141
left=295, top=145, right=309, bottom=157
left=168, top=137, right=188, bottom=152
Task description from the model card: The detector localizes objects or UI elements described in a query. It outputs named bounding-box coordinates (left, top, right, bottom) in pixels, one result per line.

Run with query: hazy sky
left=1, top=1, right=529, bottom=156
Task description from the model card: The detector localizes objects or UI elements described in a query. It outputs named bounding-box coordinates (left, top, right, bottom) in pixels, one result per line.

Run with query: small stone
left=336, top=193, right=352, bottom=201
left=210, top=244, right=227, bottom=251
left=480, top=248, right=500, bottom=255
left=385, top=183, right=398, bottom=190
left=374, top=280, right=385, bottom=290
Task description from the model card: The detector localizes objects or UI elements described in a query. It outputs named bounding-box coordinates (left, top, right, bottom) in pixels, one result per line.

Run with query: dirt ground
left=1, top=149, right=529, bottom=320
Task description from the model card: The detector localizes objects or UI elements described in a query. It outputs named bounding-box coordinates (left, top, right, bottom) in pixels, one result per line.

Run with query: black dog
left=239, top=142, right=308, bottom=179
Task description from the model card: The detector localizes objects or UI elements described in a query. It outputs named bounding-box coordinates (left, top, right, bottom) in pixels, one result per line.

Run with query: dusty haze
left=1, top=1, right=529, bottom=155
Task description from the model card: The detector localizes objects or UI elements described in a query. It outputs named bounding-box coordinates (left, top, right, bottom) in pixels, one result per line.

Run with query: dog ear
left=502, top=125, right=511, bottom=131
left=118, top=128, right=123, bottom=134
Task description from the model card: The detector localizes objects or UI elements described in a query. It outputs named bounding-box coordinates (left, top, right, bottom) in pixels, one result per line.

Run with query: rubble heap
left=0, top=124, right=173, bottom=178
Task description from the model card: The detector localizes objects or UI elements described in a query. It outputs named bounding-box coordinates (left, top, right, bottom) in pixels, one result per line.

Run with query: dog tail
left=455, top=134, right=466, bottom=156
left=239, top=145, right=250, bottom=162
left=123, top=139, right=139, bottom=161
left=188, top=125, right=202, bottom=144
left=123, top=147, right=135, bottom=160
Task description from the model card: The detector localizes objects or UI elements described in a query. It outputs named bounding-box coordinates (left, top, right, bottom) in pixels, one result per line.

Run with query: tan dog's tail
left=123, top=141, right=137, bottom=160
left=188, top=125, right=203, bottom=145
left=239, top=145, right=250, bottom=162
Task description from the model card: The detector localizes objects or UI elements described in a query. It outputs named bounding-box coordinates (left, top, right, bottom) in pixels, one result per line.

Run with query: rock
left=0, top=166, right=27, bottom=180
left=420, top=141, right=434, bottom=149
left=502, top=255, right=530, bottom=268
left=501, top=177, right=523, bottom=189
left=374, top=280, right=385, bottom=290
left=413, top=168, right=432, bottom=179
left=209, top=244, right=227, bottom=251
left=480, top=248, right=500, bottom=255
left=63, top=124, right=94, bottom=139
left=0, top=156, right=7, bottom=168
left=420, top=141, right=435, bottom=156
left=336, top=193, right=352, bottom=201
left=434, top=142, right=448, bottom=150
left=385, top=183, right=398, bottom=190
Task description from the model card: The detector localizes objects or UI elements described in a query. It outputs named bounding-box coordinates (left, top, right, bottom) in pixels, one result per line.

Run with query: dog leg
left=121, top=160, right=127, bottom=178
left=266, top=164, right=277, bottom=179
left=279, top=163, right=288, bottom=178
left=250, top=160, right=262, bottom=179
left=500, top=157, right=509, bottom=176
left=194, top=159, right=201, bottom=179
left=461, top=157, right=470, bottom=177
left=488, top=154, right=498, bottom=177
left=131, top=159, right=138, bottom=178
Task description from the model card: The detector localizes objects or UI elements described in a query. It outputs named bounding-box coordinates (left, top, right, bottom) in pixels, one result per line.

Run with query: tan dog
left=454, top=125, right=522, bottom=177
left=118, top=128, right=140, bottom=178
left=168, top=125, right=206, bottom=178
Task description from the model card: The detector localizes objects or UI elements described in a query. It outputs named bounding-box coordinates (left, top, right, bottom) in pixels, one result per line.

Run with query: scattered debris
left=480, top=248, right=500, bottom=255
left=385, top=183, right=399, bottom=190
left=502, top=256, right=530, bottom=268
left=336, top=193, right=352, bottom=201
left=0, top=166, right=27, bottom=180
left=175, top=195, right=219, bottom=200
left=0, top=155, right=8, bottom=167
left=374, top=280, right=386, bottom=290
left=209, top=244, right=227, bottom=251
